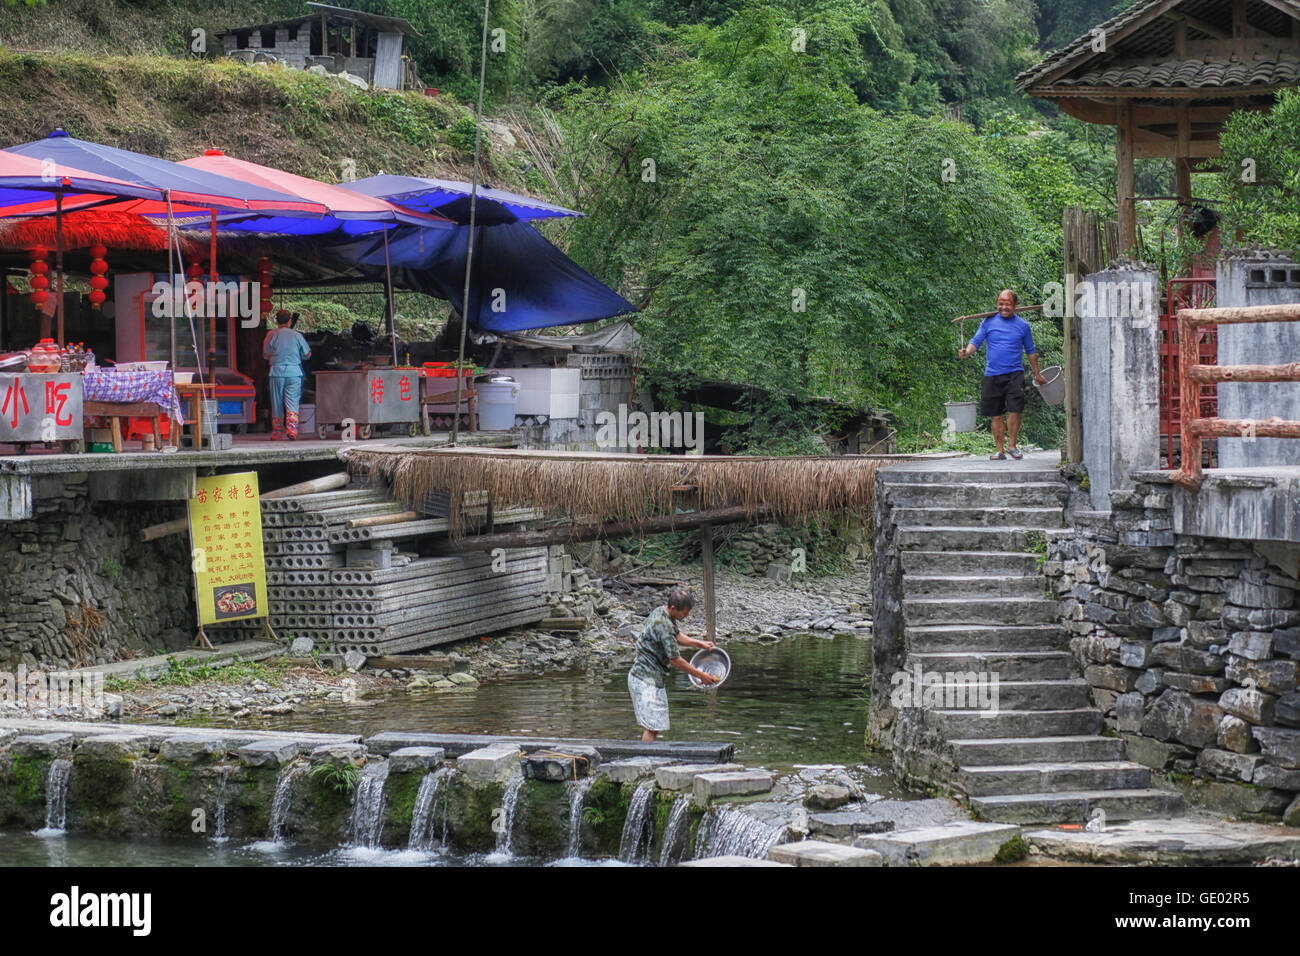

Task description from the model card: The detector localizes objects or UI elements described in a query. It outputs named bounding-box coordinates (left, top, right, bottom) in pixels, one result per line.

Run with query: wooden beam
left=1134, top=139, right=1223, bottom=159
left=1163, top=10, right=1229, bottom=40
left=432, top=505, right=772, bottom=553
left=1032, top=83, right=1294, bottom=99
left=1055, top=100, right=1250, bottom=126
left=1117, top=100, right=1136, bottom=254
left=700, top=521, right=716, bottom=641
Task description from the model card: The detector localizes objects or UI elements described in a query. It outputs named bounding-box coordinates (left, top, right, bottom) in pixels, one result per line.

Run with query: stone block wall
left=1046, top=474, right=1300, bottom=819
left=0, top=472, right=194, bottom=670
left=515, top=354, right=639, bottom=451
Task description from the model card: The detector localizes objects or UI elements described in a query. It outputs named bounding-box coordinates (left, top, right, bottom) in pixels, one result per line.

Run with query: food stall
left=0, top=344, right=85, bottom=453
left=314, top=367, right=421, bottom=439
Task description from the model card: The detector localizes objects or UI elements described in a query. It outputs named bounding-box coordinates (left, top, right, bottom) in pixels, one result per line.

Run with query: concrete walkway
left=49, top=640, right=282, bottom=682
left=1023, top=817, right=1300, bottom=865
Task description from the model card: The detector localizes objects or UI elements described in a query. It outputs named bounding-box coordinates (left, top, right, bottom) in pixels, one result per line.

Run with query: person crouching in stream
left=629, top=589, right=720, bottom=742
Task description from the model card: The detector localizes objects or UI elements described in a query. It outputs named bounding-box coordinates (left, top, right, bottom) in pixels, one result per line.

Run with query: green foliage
left=1217, top=88, right=1300, bottom=253
left=310, top=760, right=361, bottom=795
left=994, top=833, right=1028, bottom=863
left=104, top=654, right=291, bottom=692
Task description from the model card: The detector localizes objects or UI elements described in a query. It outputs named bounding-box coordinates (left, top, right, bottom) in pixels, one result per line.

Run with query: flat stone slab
left=655, top=763, right=744, bottom=791
left=309, top=743, right=368, bottom=765
left=1023, top=819, right=1300, bottom=865
left=769, top=840, right=884, bottom=867
left=809, top=798, right=963, bottom=839
left=458, top=743, right=522, bottom=785
left=680, top=856, right=791, bottom=868
left=388, top=747, right=446, bottom=774
left=10, top=733, right=74, bottom=757
left=693, top=771, right=775, bottom=804
left=522, top=746, right=599, bottom=782
left=600, top=756, right=679, bottom=785
left=159, top=736, right=227, bottom=763
left=0, top=718, right=358, bottom=748
left=237, top=739, right=302, bottom=768
left=365, top=731, right=732, bottom=763
left=0, top=729, right=17, bottom=749
left=77, top=733, right=153, bottom=758
left=853, top=822, right=1021, bottom=866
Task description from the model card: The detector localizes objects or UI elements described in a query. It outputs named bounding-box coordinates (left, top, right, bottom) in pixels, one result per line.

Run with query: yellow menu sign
left=188, top=471, right=269, bottom=626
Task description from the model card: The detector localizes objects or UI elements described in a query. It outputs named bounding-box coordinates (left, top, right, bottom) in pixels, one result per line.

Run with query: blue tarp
left=341, top=174, right=581, bottom=223
left=327, top=221, right=635, bottom=332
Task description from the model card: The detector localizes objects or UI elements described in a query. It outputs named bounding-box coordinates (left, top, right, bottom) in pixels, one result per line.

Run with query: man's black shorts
left=980, top=371, right=1026, bottom=417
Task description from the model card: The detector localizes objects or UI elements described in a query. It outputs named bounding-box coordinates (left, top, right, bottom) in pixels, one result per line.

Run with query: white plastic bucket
left=478, top=380, right=520, bottom=430
left=944, top=401, right=977, bottom=433
left=1035, top=365, right=1065, bottom=406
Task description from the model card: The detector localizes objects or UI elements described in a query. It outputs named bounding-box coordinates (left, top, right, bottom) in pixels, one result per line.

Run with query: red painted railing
left=1159, top=277, right=1217, bottom=469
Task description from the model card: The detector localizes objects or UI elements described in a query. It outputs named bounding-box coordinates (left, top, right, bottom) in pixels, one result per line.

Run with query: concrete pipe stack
left=209, top=486, right=550, bottom=656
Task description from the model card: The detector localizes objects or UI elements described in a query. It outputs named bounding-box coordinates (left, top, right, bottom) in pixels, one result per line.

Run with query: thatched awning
left=344, top=446, right=960, bottom=539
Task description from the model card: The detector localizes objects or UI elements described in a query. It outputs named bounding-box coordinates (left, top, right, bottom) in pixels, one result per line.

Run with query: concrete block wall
left=1216, top=251, right=1300, bottom=468
left=1080, top=266, right=1161, bottom=511
left=1047, top=474, right=1300, bottom=819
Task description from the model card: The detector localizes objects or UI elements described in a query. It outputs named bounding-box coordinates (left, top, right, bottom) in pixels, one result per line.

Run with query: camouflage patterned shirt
left=630, top=605, right=682, bottom=688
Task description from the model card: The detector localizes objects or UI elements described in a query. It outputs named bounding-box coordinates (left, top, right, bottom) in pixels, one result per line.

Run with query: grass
left=103, top=654, right=291, bottom=692
left=309, top=760, right=360, bottom=795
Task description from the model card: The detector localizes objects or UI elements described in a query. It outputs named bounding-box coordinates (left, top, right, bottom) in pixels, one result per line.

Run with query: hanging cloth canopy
left=4, top=130, right=330, bottom=217
left=339, top=173, right=582, bottom=224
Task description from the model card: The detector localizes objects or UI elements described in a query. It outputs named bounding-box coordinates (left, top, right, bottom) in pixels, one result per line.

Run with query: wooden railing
left=1175, top=302, right=1300, bottom=490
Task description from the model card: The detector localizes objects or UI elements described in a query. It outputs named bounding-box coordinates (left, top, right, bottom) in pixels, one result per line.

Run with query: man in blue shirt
left=263, top=309, right=311, bottom=440
left=958, top=290, right=1047, bottom=460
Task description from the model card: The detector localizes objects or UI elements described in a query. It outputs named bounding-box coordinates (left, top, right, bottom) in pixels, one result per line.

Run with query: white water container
left=944, top=401, right=977, bottom=433
left=478, top=379, right=520, bottom=430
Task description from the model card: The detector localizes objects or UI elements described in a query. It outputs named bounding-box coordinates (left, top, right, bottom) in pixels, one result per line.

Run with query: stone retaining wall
left=1047, top=473, right=1300, bottom=820
left=0, top=472, right=194, bottom=671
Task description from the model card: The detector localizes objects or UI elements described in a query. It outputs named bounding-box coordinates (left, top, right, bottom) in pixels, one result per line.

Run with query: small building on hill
left=215, top=1, right=421, bottom=90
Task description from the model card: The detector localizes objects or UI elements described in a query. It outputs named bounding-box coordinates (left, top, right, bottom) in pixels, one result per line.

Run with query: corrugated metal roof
left=1017, top=0, right=1300, bottom=92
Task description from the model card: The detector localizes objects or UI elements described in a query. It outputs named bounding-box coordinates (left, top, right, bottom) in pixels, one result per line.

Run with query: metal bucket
left=688, top=647, right=731, bottom=689
left=944, top=401, right=977, bottom=433
left=1035, top=365, right=1065, bottom=406
left=200, top=400, right=219, bottom=435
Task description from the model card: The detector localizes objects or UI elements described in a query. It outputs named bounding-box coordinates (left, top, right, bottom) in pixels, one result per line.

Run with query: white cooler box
left=509, top=368, right=580, bottom=419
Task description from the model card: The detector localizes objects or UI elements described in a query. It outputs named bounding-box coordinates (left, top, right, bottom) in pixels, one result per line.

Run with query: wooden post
left=1117, top=101, right=1137, bottom=254
left=1175, top=308, right=1204, bottom=488
left=699, top=521, right=716, bottom=641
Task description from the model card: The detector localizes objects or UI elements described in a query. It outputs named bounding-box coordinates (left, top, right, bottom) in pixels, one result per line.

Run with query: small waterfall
left=43, top=757, right=73, bottom=832
left=618, top=782, right=656, bottom=863
left=693, top=806, right=785, bottom=859
left=348, top=761, right=391, bottom=849
left=269, top=764, right=307, bottom=843
left=211, top=765, right=234, bottom=843
left=494, top=774, right=525, bottom=855
left=566, top=778, right=592, bottom=857
left=408, top=767, right=455, bottom=851
left=658, top=794, right=693, bottom=867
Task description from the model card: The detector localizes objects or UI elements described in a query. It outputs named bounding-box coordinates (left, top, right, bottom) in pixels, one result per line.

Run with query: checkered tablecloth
left=82, top=369, right=184, bottom=422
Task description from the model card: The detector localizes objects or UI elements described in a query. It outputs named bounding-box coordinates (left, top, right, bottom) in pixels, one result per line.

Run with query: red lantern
left=256, top=257, right=273, bottom=317
left=28, top=247, right=48, bottom=309
left=87, top=244, right=110, bottom=310
left=186, top=260, right=204, bottom=281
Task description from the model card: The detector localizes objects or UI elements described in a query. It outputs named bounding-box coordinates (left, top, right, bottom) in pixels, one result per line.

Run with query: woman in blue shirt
left=262, top=309, right=311, bottom=440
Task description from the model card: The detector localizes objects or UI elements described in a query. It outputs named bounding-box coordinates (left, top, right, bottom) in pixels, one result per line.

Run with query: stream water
left=165, top=633, right=879, bottom=772
left=7, top=633, right=895, bottom=866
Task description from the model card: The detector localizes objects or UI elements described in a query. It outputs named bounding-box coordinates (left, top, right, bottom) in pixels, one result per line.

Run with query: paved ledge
left=1023, top=818, right=1300, bottom=865
left=366, top=730, right=734, bottom=762
left=0, top=717, right=359, bottom=747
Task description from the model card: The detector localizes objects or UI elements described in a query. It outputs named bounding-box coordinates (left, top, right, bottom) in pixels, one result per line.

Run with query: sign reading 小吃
left=188, top=471, right=268, bottom=626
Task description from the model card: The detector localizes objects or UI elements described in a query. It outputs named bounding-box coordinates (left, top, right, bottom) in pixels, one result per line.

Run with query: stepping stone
left=693, top=770, right=774, bottom=804
left=654, top=763, right=742, bottom=791
left=1022, top=819, right=1300, bottom=866
left=160, top=736, right=228, bottom=763
left=769, top=840, right=883, bottom=867
left=388, top=747, right=446, bottom=773
left=309, top=743, right=368, bottom=765
left=600, top=756, right=678, bottom=785
left=11, top=733, right=74, bottom=757
left=457, top=743, right=521, bottom=785
left=680, top=856, right=791, bottom=867
left=237, top=739, right=302, bottom=768
left=808, top=797, right=962, bottom=838
left=853, top=822, right=1021, bottom=866
left=77, top=734, right=152, bottom=758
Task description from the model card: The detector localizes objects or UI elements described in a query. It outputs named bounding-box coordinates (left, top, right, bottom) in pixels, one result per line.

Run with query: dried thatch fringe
left=345, top=449, right=939, bottom=539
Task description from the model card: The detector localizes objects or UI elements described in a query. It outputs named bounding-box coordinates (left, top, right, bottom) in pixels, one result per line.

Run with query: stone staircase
left=883, top=456, right=1182, bottom=824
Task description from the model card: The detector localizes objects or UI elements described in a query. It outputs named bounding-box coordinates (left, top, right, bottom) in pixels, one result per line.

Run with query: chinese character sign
left=0, top=373, right=83, bottom=441
left=188, top=471, right=268, bottom=625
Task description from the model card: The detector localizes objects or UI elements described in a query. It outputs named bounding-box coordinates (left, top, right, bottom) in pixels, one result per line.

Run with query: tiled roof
left=1016, top=0, right=1300, bottom=92
left=1053, top=53, right=1300, bottom=90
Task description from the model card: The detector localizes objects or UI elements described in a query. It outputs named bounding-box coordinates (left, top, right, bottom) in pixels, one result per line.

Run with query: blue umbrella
left=340, top=173, right=581, bottom=224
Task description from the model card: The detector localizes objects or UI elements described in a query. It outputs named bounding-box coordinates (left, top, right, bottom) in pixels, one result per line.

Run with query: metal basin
left=688, top=647, right=731, bottom=689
